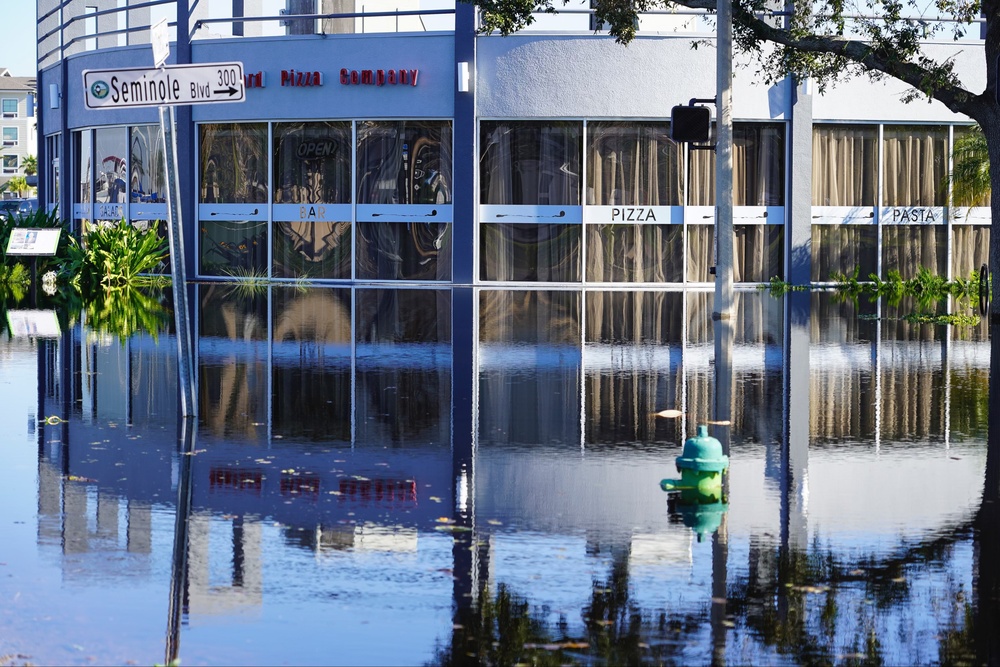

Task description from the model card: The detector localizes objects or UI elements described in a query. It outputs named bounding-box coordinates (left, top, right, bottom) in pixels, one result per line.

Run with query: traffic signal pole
left=715, top=0, right=734, bottom=319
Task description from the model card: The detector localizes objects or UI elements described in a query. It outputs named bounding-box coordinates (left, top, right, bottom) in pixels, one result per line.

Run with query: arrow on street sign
left=83, top=62, right=245, bottom=110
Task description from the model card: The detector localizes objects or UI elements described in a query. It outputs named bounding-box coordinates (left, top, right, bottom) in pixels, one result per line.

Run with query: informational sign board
left=6, top=228, right=61, bottom=256
left=83, top=62, right=245, bottom=110
left=7, top=310, right=61, bottom=338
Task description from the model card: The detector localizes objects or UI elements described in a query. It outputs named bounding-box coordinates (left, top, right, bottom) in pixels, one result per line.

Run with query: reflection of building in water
left=28, top=283, right=992, bottom=656
left=34, top=331, right=170, bottom=574
left=187, top=513, right=263, bottom=616
left=36, top=457, right=154, bottom=561
left=293, top=523, right=419, bottom=554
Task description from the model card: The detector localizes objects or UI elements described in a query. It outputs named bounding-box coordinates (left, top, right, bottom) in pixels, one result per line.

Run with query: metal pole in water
left=714, top=0, right=734, bottom=319
left=160, top=105, right=196, bottom=418
left=165, top=415, right=196, bottom=664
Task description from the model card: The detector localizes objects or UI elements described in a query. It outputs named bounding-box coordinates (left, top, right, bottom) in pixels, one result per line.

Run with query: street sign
left=83, top=62, right=245, bottom=110
left=151, top=18, right=169, bottom=68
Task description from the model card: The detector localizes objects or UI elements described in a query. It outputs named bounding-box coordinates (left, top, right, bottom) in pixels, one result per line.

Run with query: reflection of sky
left=179, top=521, right=453, bottom=666
left=0, top=340, right=175, bottom=665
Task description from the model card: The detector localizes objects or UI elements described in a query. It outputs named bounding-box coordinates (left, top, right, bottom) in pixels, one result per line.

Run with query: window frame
left=1, top=98, right=18, bottom=119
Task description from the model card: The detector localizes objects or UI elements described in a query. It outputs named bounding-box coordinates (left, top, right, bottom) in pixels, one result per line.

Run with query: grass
left=829, top=266, right=984, bottom=327
left=220, top=266, right=271, bottom=298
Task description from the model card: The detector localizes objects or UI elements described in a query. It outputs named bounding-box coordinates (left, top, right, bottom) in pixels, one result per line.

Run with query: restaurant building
left=36, top=1, right=987, bottom=286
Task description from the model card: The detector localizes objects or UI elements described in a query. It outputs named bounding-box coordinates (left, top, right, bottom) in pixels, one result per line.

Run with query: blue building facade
left=36, top=1, right=988, bottom=286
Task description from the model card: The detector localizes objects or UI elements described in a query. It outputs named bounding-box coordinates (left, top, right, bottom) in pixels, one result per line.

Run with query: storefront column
left=453, top=3, right=477, bottom=285
left=788, top=79, right=813, bottom=285
left=59, top=62, right=72, bottom=234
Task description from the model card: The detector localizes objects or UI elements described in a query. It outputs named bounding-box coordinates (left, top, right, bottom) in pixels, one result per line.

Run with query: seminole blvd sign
left=83, top=63, right=245, bottom=109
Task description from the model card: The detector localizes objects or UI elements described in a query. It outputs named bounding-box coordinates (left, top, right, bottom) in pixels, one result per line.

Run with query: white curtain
left=587, top=122, right=681, bottom=205
left=952, top=225, right=990, bottom=280
left=810, top=225, right=877, bottom=282
left=811, top=125, right=877, bottom=206
left=882, top=126, right=946, bottom=206
left=689, top=123, right=784, bottom=206
left=479, top=122, right=581, bottom=281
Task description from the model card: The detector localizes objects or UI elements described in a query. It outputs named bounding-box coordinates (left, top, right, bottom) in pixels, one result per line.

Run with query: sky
left=4, top=2, right=37, bottom=77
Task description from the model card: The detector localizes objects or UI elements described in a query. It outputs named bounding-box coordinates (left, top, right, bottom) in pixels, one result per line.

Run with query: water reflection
left=7, top=287, right=996, bottom=664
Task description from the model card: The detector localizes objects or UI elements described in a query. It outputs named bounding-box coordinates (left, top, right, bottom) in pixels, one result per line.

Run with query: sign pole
left=160, top=104, right=196, bottom=418
left=82, top=57, right=242, bottom=418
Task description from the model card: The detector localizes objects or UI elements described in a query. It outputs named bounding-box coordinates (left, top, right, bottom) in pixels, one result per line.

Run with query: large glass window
left=735, top=224, right=784, bottom=282
left=882, top=125, right=947, bottom=206
left=200, top=123, right=268, bottom=204
left=880, top=126, right=948, bottom=280
left=480, top=224, right=581, bottom=281
left=274, top=219, right=351, bottom=279
left=94, top=127, right=127, bottom=224
left=586, top=121, right=682, bottom=205
left=586, top=225, right=683, bottom=282
left=356, top=222, right=452, bottom=280
left=811, top=226, right=877, bottom=282
left=953, top=225, right=989, bottom=281
left=480, top=121, right=581, bottom=205
left=688, top=122, right=785, bottom=206
left=357, top=121, right=452, bottom=204
left=128, top=125, right=168, bottom=272
left=951, top=126, right=989, bottom=281
left=129, top=125, right=166, bottom=204
left=951, top=125, right=989, bottom=207
left=480, top=121, right=581, bottom=283
left=882, top=226, right=947, bottom=279
left=687, top=225, right=713, bottom=282
left=1, top=99, right=17, bottom=118
left=199, top=123, right=268, bottom=276
left=585, top=121, right=684, bottom=283
left=274, top=121, right=351, bottom=204
left=46, top=135, right=60, bottom=206
left=685, top=224, right=783, bottom=282
left=74, top=130, right=93, bottom=223
left=2, top=127, right=17, bottom=146
left=2, top=155, right=15, bottom=174
left=812, top=125, right=877, bottom=206
left=273, top=122, right=352, bottom=279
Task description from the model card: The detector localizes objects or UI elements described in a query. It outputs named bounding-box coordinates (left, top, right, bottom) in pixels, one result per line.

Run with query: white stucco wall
left=811, top=41, right=986, bottom=123
left=476, top=34, right=790, bottom=121
left=476, top=33, right=986, bottom=125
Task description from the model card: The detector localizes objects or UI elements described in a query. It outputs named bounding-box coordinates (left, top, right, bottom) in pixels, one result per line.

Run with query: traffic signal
left=670, top=105, right=711, bottom=143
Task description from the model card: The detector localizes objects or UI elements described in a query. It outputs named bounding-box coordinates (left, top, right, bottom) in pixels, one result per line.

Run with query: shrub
left=80, top=219, right=168, bottom=290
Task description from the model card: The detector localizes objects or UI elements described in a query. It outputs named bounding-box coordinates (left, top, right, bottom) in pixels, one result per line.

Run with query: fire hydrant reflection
left=661, top=425, right=729, bottom=541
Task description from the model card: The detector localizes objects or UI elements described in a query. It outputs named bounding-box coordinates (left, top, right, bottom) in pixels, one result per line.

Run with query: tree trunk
left=989, top=112, right=1000, bottom=318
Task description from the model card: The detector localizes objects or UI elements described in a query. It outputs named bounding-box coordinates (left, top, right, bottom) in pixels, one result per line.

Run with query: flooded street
left=0, top=287, right=994, bottom=665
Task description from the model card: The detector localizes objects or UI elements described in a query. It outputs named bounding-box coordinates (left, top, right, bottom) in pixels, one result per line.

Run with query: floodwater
left=0, top=286, right=997, bottom=666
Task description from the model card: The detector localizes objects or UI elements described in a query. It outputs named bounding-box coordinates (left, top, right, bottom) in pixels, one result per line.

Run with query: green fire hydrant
left=660, top=425, right=729, bottom=498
